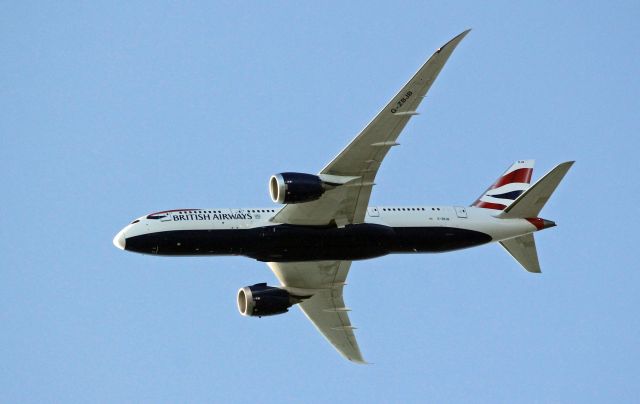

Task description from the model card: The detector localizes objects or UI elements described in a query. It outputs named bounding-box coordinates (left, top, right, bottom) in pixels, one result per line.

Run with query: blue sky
left=2, top=2, right=639, bottom=402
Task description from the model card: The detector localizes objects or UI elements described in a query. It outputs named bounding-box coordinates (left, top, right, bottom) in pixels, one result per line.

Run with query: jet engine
left=269, top=172, right=327, bottom=204
left=237, top=283, right=308, bottom=317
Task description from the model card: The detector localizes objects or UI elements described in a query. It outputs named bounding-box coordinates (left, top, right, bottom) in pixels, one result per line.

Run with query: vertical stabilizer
left=500, top=234, right=541, bottom=273
left=472, top=160, right=535, bottom=211
left=496, top=161, right=574, bottom=273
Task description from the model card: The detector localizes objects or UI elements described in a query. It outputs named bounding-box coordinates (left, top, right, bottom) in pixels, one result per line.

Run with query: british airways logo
left=171, top=212, right=253, bottom=221
left=147, top=209, right=253, bottom=222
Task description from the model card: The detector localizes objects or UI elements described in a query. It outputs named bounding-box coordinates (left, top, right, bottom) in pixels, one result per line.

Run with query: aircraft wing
left=272, top=29, right=470, bottom=226
left=267, top=261, right=365, bottom=363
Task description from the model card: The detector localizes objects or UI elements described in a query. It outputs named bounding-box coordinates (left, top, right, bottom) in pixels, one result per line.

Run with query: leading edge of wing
left=320, top=29, right=471, bottom=176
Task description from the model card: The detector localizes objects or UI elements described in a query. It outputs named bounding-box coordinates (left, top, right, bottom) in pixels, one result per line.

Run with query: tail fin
left=472, top=160, right=535, bottom=211
left=499, top=161, right=574, bottom=219
left=498, top=161, right=575, bottom=273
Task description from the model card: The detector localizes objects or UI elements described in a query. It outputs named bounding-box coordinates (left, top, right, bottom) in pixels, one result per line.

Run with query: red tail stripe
left=492, top=168, right=533, bottom=189
left=474, top=201, right=507, bottom=210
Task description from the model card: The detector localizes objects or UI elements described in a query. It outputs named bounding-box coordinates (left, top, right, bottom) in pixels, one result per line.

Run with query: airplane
left=113, top=29, right=573, bottom=364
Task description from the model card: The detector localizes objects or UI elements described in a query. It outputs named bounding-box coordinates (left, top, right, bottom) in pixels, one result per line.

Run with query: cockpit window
left=131, top=219, right=140, bottom=224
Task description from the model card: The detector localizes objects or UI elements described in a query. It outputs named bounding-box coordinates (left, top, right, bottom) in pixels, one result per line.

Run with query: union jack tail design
left=472, top=160, right=534, bottom=211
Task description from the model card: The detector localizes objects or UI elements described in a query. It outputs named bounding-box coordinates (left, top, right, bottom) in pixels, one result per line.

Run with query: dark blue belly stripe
left=125, top=223, right=492, bottom=262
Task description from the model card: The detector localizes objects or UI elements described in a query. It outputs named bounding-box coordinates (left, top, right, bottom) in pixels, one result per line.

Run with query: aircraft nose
left=113, top=229, right=126, bottom=250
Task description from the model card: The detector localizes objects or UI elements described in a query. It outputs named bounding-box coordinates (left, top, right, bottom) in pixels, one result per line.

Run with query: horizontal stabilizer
left=500, top=161, right=574, bottom=218
left=500, top=234, right=541, bottom=273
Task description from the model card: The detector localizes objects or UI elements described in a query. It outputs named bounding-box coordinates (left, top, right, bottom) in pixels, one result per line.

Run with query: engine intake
left=237, top=283, right=308, bottom=317
left=269, top=172, right=326, bottom=204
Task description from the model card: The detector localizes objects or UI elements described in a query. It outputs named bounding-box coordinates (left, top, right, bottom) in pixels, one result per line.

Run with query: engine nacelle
left=269, top=172, right=326, bottom=204
left=237, top=283, right=305, bottom=317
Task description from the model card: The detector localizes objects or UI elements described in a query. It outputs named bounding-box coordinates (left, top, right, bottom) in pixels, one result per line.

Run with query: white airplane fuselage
left=114, top=205, right=551, bottom=262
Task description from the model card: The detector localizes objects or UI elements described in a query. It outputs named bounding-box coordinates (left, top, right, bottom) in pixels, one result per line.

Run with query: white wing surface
left=500, top=234, right=541, bottom=273
left=267, top=261, right=365, bottom=363
left=272, top=30, right=470, bottom=226
left=265, top=31, right=470, bottom=363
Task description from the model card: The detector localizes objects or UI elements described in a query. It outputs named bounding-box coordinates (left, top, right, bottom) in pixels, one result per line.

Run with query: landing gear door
left=455, top=206, right=468, bottom=218
left=367, top=207, right=380, bottom=217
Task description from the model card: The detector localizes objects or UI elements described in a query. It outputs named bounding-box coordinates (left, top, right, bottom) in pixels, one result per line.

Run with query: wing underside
left=267, top=261, right=365, bottom=363
left=262, top=31, right=472, bottom=363
left=272, top=30, right=470, bottom=226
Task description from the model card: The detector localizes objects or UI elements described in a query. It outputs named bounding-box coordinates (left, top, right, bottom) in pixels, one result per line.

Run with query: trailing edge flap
left=499, top=161, right=574, bottom=219
left=500, top=234, right=541, bottom=273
